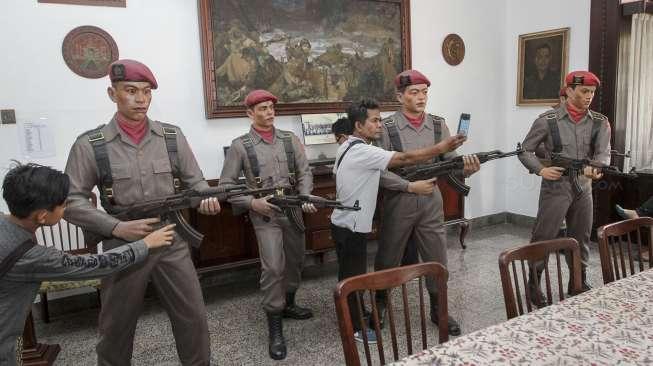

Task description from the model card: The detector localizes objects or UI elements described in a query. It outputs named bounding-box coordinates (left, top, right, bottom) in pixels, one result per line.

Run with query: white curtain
left=621, top=13, right=653, bottom=170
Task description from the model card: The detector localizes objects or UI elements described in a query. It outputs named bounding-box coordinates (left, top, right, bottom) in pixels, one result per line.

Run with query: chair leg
left=39, top=292, right=50, bottom=323
left=96, top=288, right=102, bottom=308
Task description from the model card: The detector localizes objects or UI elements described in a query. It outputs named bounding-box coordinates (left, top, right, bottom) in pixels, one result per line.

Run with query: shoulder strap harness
left=89, top=122, right=182, bottom=208
left=384, top=117, right=403, bottom=152
left=281, top=132, right=296, bottom=186
left=160, top=123, right=182, bottom=192
left=240, top=134, right=263, bottom=188
left=336, top=140, right=365, bottom=170
left=545, top=113, right=563, bottom=154
left=429, top=114, right=444, bottom=163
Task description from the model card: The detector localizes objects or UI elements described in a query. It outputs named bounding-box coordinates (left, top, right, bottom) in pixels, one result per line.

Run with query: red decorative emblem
left=62, top=25, right=119, bottom=79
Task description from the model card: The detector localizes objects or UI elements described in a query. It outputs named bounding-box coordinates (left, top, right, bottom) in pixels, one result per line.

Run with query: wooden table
left=391, top=269, right=653, bottom=365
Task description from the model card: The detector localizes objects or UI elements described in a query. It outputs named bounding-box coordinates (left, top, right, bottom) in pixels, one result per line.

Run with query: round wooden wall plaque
left=62, top=25, right=119, bottom=79
left=442, top=33, right=465, bottom=66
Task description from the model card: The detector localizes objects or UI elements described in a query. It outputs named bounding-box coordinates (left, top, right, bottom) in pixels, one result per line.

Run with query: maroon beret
left=108, top=59, right=158, bottom=89
left=244, top=89, right=278, bottom=107
left=395, top=69, right=431, bottom=88
left=560, top=87, right=567, bottom=97
left=565, top=71, right=600, bottom=87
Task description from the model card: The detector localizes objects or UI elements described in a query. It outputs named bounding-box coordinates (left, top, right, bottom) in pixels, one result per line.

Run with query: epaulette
left=381, top=116, right=394, bottom=124
left=538, top=109, right=557, bottom=118
left=79, top=124, right=106, bottom=139
left=428, top=113, right=445, bottom=122
left=589, top=110, right=608, bottom=121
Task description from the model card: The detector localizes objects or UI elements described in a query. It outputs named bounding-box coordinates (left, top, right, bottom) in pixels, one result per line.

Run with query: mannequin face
left=108, top=81, right=152, bottom=122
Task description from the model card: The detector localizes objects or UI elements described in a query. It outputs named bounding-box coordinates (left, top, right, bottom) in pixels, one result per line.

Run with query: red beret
left=565, top=71, right=600, bottom=87
left=560, top=87, right=567, bottom=97
left=244, top=89, right=278, bottom=107
left=395, top=69, right=431, bottom=88
left=109, top=59, right=158, bottom=89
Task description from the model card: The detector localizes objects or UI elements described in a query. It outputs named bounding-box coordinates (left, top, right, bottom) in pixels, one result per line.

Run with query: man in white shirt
left=330, top=99, right=466, bottom=342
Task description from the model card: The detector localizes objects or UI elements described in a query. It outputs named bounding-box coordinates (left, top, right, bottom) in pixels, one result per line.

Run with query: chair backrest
left=35, top=193, right=98, bottom=255
left=498, top=238, right=582, bottom=320
left=333, top=262, right=449, bottom=366
left=597, top=217, right=653, bottom=284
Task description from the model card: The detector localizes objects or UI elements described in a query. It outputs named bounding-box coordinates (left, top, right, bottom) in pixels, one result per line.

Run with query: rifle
left=103, top=185, right=283, bottom=247
left=546, top=153, right=638, bottom=194
left=394, top=143, right=525, bottom=196
left=262, top=189, right=360, bottom=230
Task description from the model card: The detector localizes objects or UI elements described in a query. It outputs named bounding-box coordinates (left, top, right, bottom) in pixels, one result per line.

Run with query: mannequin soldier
left=374, top=70, right=481, bottom=336
left=64, top=59, right=220, bottom=365
left=519, top=71, right=611, bottom=305
left=219, top=89, right=316, bottom=360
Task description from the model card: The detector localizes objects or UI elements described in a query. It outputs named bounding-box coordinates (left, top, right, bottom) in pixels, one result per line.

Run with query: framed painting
left=199, top=0, right=411, bottom=118
left=517, top=27, right=569, bottom=106
left=301, top=113, right=343, bottom=145
left=38, top=0, right=126, bottom=7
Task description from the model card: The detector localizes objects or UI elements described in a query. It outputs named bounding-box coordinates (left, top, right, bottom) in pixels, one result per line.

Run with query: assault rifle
left=394, top=143, right=525, bottom=196
left=545, top=153, right=638, bottom=194
left=103, top=185, right=283, bottom=247
left=262, top=189, right=360, bottom=230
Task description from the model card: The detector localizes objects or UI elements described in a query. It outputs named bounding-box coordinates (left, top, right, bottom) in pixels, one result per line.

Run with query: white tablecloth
left=391, top=269, right=653, bottom=365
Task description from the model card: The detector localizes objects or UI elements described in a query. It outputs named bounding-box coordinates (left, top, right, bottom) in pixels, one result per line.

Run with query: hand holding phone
left=457, top=113, right=471, bottom=136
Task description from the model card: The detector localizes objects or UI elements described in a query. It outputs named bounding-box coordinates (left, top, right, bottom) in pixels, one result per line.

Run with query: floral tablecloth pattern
left=391, top=269, right=653, bottom=366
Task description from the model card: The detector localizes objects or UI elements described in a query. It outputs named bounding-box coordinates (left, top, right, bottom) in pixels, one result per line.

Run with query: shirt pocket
left=110, top=163, right=133, bottom=196
left=151, top=158, right=176, bottom=195
left=581, top=134, right=594, bottom=158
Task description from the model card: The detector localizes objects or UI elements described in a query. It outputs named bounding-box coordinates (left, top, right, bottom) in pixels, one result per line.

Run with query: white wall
left=0, top=0, right=591, bottom=219
left=503, top=0, right=591, bottom=217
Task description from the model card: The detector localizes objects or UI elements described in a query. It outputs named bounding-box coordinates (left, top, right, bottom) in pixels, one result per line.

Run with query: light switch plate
left=1, top=109, right=16, bottom=124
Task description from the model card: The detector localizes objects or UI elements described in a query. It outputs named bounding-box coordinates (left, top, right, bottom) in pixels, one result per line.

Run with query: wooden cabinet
left=189, top=169, right=466, bottom=272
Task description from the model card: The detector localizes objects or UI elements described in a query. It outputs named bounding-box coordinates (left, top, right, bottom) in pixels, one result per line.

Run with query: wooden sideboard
left=188, top=168, right=467, bottom=272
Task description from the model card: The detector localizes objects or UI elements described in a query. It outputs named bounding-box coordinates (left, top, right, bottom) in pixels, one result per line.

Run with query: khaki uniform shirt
left=377, top=111, right=458, bottom=191
left=219, top=127, right=312, bottom=211
left=519, top=104, right=612, bottom=186
left=64, top=114, right=208, bottom=246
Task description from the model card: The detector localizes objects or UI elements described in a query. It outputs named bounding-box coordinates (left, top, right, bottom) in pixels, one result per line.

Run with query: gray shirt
left=377, top=111, right=458, bottom=192
left=0, top=215, right=148, bottom=366
left=64, top=115, right=208, bottom=250
left=519, top=104, right=611, bottom=186
left=219, top=127, right=313, bottom=212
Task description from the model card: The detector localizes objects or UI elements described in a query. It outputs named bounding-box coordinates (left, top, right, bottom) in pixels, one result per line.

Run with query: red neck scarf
left=253, top=126, right=275, bottom=144
left=117, top=113, right=148, bottom=144
left=403, top=112, right=425, bottom=129
left=566, top=102, right=588, bottom=124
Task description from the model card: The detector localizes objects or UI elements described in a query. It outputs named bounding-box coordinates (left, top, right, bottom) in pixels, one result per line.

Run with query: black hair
left=332, top=117, right=353, bottom=135
left=346, top=99, right=380, bottom=130
left=2, top=162, right=70, bottom=218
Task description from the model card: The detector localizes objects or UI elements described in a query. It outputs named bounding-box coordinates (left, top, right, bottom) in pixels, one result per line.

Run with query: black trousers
left=637, top=196, right=653, bottom=217
left=331, top=224, right=368, bottom=331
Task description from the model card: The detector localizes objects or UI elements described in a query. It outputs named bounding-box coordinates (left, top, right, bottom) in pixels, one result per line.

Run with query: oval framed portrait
left=62, top=25, right=119, bottom=79
left=442, top=33, right=465, bottom=66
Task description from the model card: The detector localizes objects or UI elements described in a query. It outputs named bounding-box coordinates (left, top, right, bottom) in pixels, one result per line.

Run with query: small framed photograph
left=301, top=113, right=343, bottom=146
left=517, top=27, right=569, bottom=106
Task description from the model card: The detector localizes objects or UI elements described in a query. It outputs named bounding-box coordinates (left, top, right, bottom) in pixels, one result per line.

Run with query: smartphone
left=457, top=113, right=471, bottom=136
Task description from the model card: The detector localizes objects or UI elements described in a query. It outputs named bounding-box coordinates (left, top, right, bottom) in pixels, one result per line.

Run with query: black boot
left=429, top=293, right=461, bottom=336
left=282, top=292, right=313, bottom=320
left=266, top=312, right=286, bottom=360
left=527, top=273, right=549, bottom=308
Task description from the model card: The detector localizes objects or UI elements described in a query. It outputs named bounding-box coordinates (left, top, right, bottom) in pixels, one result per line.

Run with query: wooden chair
left=498, top=238, right=582, bottom=320
left=333, top=262, right=449, bottom=366
left=597, top=217, right=653, bottom=284
left=36, top=194, right=101, bottom=323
